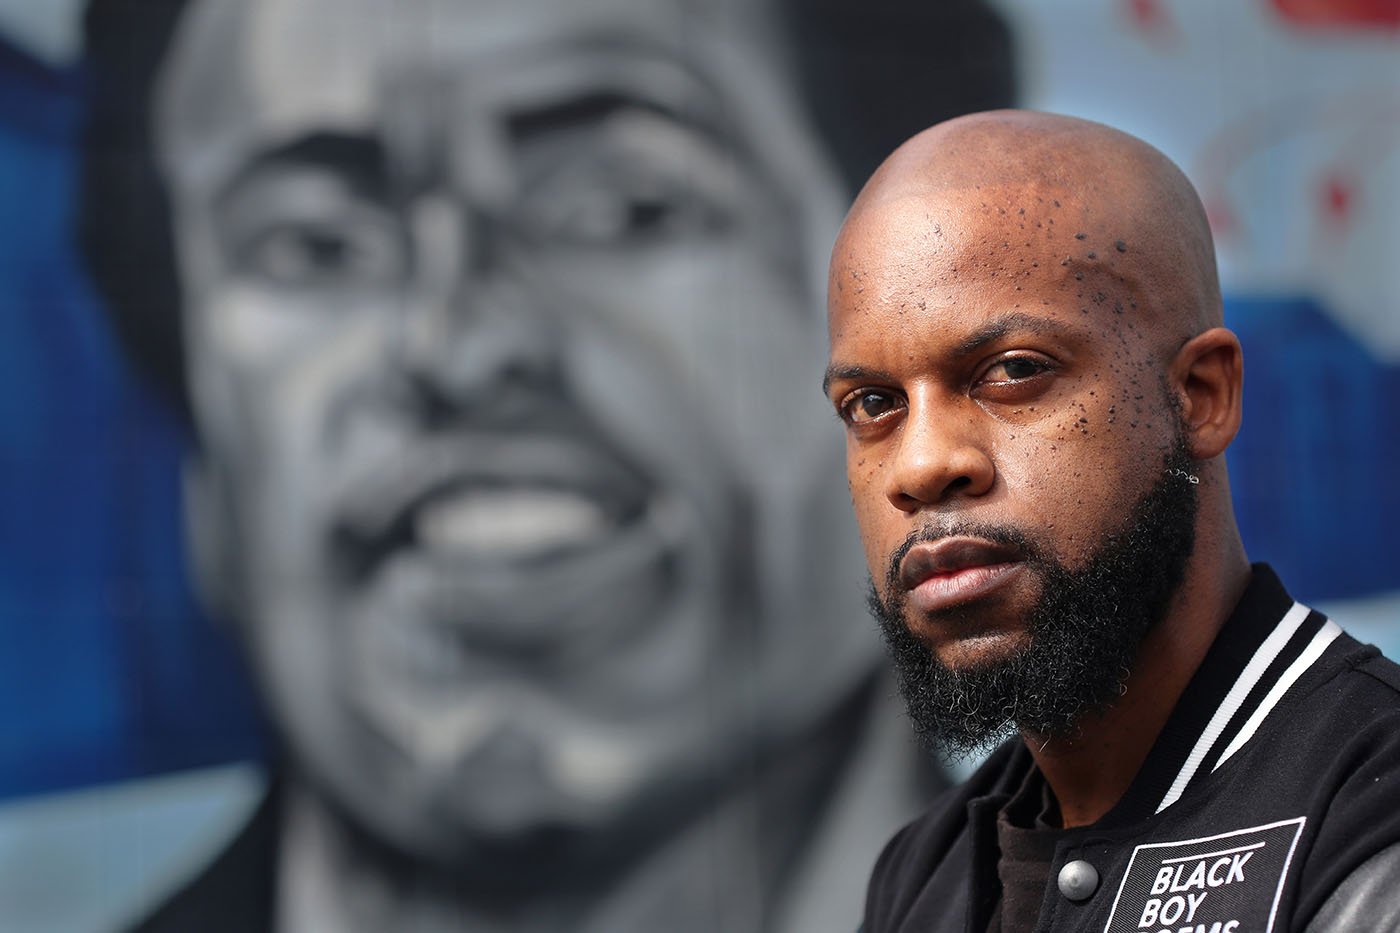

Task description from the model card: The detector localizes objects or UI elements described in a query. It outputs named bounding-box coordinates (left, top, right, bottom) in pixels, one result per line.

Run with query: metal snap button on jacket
left=1057, top=860, right=1098, bottom=901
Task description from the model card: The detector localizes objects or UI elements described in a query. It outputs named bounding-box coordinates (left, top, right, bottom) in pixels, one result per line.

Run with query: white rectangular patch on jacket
left=1103, top=818, right=1305, bottom=933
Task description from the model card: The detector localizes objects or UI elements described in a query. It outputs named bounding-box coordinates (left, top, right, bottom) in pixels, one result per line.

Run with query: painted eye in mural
left=519, top=163, right=730, bottom=247
left=217, top=165, right=409, bottom=292
left=514, top=109, right=737, bottom=248
left=239, top=215, right=406, bottom=291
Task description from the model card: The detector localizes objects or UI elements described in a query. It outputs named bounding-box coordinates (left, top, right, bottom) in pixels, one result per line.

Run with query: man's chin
left=915, top=623, right=1034, bottom=673
left=308, top=724, right=661, bottom=881
left=312, top=768, right=654, bottom=901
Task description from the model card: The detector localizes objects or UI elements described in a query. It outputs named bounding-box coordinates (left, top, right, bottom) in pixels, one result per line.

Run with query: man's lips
left=332, top=433, right=652, bottom=578
left=897, top=537, right=1025, bottom=613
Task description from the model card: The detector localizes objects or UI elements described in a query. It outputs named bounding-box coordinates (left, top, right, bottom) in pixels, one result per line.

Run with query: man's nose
left=396, top=286, right=560, bottom=422
left=393, top=204, right=560, bottom=420
left=883, top=398, right=996, bottom=513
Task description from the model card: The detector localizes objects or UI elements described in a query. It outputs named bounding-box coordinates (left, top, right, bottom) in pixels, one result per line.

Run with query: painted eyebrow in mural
left=507, top=89, right=713, bottom=144
left=215, top=132, right=391, bottom=206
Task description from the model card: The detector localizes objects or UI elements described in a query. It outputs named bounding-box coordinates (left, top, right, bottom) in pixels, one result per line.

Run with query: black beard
left=868, top=442, right=1199, bottom=758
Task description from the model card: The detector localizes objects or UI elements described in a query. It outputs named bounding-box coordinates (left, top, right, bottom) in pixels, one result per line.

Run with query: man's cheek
left=844, top=482, right=886, bottom=564
left=858, top=523, right=901, bottom=601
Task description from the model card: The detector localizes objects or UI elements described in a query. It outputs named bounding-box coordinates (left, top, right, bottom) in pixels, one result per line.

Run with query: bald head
left=837, top=110, right=1221, bottom=340
left=825, top=106, right=1247, bottom=586
left=825, top=112, right=1252, bottom=772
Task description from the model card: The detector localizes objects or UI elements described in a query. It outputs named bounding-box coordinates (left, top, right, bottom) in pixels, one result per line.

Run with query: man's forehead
left=827, top=184, right=1148, bottom=360
left=832, top=182, right=1090, bottom=297
left=157, top=0, right=770, bottom=183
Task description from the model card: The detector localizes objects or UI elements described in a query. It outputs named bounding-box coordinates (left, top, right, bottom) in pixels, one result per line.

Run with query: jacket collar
left=1097, top=563, right=1337, bottom=827
left=965, top=565, right=1339, bottom=833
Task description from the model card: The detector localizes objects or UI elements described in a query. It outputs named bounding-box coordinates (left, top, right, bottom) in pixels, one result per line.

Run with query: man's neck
left=1024, top=525, right=1252, bottom=828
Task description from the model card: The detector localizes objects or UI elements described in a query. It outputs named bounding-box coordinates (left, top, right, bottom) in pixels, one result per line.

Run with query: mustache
left=882, top=520, right=1046, bottom=598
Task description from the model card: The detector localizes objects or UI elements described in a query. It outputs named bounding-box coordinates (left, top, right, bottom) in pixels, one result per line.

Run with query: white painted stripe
left=1154, top=601, right=1312, bottom=813
left=1211, top=620, right=1342, bottom=770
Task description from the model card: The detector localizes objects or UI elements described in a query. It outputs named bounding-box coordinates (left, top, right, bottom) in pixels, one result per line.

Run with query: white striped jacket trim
left=1211, top=620, right=1343, bottom=770
left=1155, top=602, right=1339, bottom=814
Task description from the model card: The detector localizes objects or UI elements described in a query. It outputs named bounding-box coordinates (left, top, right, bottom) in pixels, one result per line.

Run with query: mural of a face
left=155, top=0, right=874, bottom=874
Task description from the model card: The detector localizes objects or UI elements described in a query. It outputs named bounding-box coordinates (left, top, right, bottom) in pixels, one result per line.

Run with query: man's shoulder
left=1293, top=631, right=1400, bottom=737
left=127, top=776, right=278, bottom=933
left=1228, top=630, right=1400, bottom=806
left=1298, top=628, right=1400, bottom=772
left=1348, top=645, right=1400, bottom=694
left=1248, top=630, right=1400, bottom=925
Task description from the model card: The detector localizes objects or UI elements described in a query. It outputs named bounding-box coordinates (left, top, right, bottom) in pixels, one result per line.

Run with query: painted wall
left=1, top=1, right=1394, bottom=930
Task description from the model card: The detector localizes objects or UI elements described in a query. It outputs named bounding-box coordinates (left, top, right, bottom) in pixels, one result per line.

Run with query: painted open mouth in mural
left=335, top=432, right=648, bottom=566
left=332, top=426, right=688, bottom=659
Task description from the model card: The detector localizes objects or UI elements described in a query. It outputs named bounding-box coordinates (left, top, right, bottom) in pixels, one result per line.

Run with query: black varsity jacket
left=864, top=565, right=1400, bottom=933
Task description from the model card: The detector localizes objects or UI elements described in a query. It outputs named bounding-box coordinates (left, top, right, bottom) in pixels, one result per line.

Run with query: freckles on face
left=827, top=186, right=1178, bottom=585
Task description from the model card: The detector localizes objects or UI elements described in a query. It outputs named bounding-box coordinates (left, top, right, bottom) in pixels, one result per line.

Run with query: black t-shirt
left=988, top=766, right=1064, bottom=933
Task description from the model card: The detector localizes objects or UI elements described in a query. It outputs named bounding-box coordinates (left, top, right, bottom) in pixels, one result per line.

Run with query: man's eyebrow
left=952, top=312, right=1078, bottom=357
left=823, top=313, right=1080, bottom=395
left=508, top=89, right=717, bottom=146
left=216, top=132, right=390, bottom=206
left=821, top=364, right=896, bottom=397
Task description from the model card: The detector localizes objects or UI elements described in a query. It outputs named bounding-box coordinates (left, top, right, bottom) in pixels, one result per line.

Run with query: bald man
left=825, top=111, right=1400, bottom=933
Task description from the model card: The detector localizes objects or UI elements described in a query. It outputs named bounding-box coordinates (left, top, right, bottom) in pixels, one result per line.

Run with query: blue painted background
left=0, top=37, right=261, bottom=801
left=1229, top=296, right=1400, bottom=601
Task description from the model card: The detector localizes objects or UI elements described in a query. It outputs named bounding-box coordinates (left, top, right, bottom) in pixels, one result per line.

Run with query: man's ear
left=183, top=457, right=239, bottom=627
left=1171, top=327, right=1243, bottom=460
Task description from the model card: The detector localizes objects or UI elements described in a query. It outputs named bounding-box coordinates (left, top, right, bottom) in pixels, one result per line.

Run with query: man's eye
left=514, top=109, right=739, bottom=249
left=983, top=356, right=1052, bottom=383
left=520, top=170, right=728, bottom=246
left=235, top=215, right=407, bottom=291
left=841, top=390, right=901, bottom=425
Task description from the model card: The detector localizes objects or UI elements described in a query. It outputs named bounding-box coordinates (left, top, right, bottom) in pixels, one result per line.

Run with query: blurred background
left=0, top=0, right=1395, bottom=930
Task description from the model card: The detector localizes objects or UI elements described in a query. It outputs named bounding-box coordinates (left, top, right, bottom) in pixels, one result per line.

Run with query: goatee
left=868, top=442, right=1199, bottom=758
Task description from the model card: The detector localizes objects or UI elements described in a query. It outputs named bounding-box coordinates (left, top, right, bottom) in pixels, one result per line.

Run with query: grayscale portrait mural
left=73, top=0, right=1014, bottom=929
